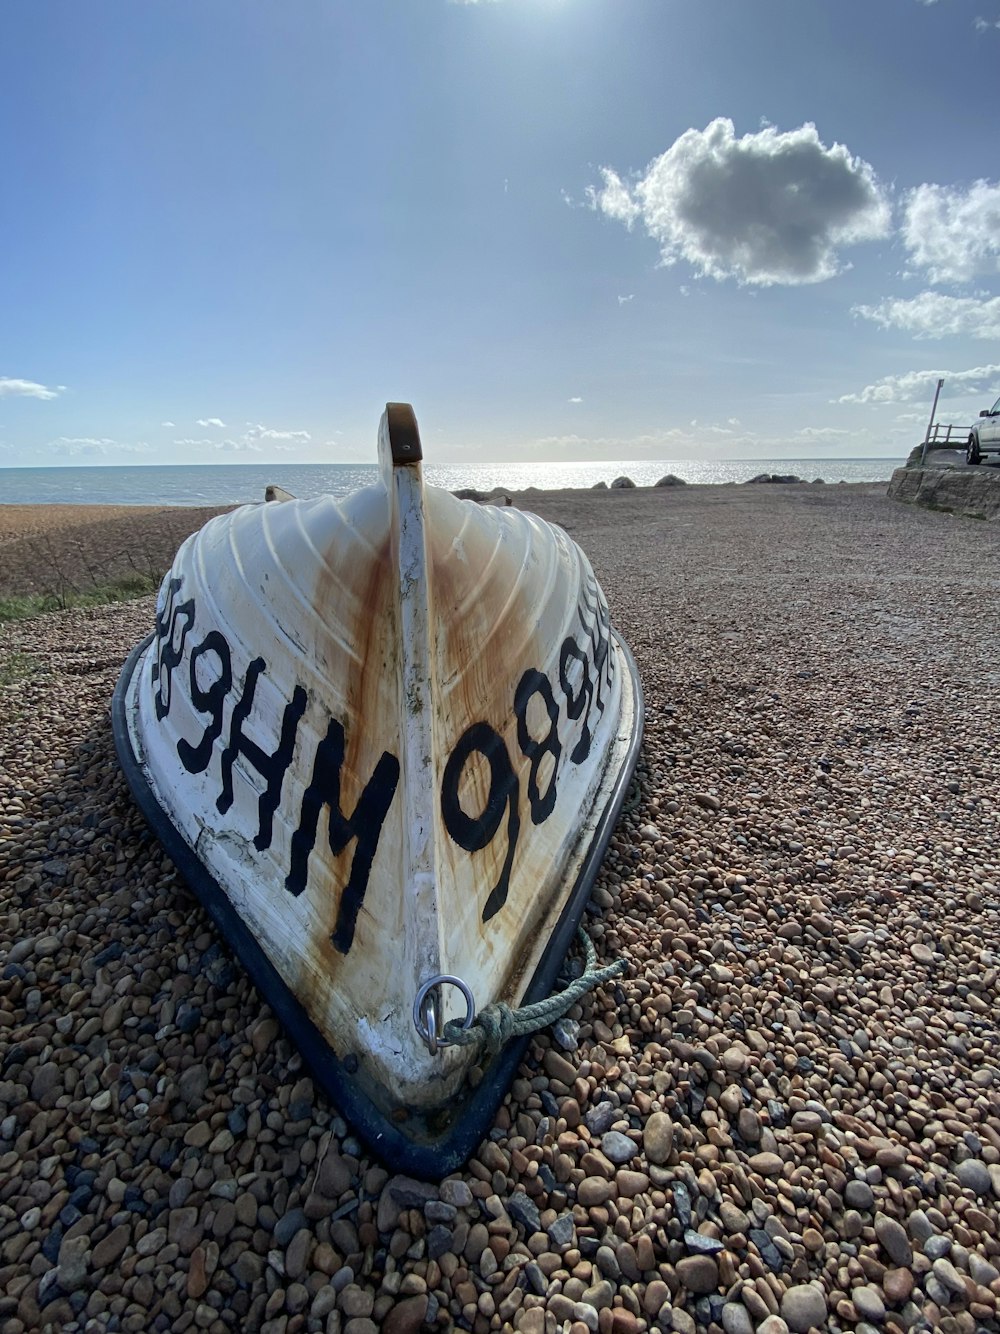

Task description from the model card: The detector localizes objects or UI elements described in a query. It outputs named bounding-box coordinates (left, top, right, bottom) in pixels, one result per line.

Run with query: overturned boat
left=113, top=404, right=643, bottom=1173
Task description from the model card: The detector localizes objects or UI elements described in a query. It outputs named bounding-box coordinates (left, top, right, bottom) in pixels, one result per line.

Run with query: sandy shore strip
left=0, top=504, right=235, bottom=600
left=1, top=484, right=999, bottom=1334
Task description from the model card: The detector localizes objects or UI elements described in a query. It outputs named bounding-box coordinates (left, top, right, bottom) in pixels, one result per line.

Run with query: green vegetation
left=0, top=572, right=157, bottom=625
left=0, top=650, right=36, bottom=687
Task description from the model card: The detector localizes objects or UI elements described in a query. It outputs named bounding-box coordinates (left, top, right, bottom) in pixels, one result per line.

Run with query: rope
left=440, top=925, right=626, bottom=1058
left=620, top=776, right=643, bottom=815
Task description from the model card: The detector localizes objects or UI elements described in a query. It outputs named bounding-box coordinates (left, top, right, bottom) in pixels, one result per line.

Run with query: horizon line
left=0, top=453, right=907, bottom=472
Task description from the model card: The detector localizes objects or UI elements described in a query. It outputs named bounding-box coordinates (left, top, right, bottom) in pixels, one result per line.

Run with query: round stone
left=907, top=1209, right=935, bottom=1243
left=577, top=1176, right=613, bottom=1207
left=844, top=1180, right=874, bottom=1210
left=790, top=1111, right=822, bottom=1133
left=721, top=1303, right=754, bottom=1334
left=931, top=1257, right=966, bottom=1296
left=601, top=1131, right=636, bottom=1164
left=780, top=1282, right=828, bottom=1333
left=737, top=1109, right=761, bottom=1142
left=720, top=1046, right=747, bottom=1073
left=439, top=1178, right=473, bottom=1208
left=748, top=1152, right=784, bottom=1177
left=874, top=1213, right=912, bottom=1266
left=675, top=1255, right=719, bottom=1295
left=883, top=1268, right=914, bottom=1304
left=924, top=1234, right=951, bottom=1260
left=643, top=1111, right=674, bottom=1165
left=955, top=1159, right=991, bottom=1196
left=852, top=1285, right=884, bottom=1322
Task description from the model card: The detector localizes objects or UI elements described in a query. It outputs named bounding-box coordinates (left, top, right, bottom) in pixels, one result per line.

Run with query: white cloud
left=44, top=436, right=154, bottom=458
left=196, top=416, right=226, bottom=428
left=532, top=425, right=725, bottom=454
left=244, top=423, right=311, bottom=443
left=838, top=363, right=1000, bottom=404
left=214, top=439, right=262, bottom=453
left=587, top=118, right=891, bottom=286
left=161, top=420, right=175, bottom=427
left=519, top=417, right=923, bottom=461
left=617, top=294, right=634, bottom=305
left=685, top=418, right=737, bottom=436
left=568, top=396, right=583, bottom=404
left=175, top=423, right=310, bottom=454
left=47, top=436, right=115, bottom=457
left=0, top=377, right=64, bottom=400
left=854, top=291, right=1000, bottom=340
left=974, top=17, right=1000, bottom=31
left=590, top=167, right=640, bottom=227
left=901, top=180, right=1000, bottom=283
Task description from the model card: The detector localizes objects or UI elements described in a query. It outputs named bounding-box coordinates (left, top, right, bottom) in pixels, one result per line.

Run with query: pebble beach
left=1, top=481, right=999, bottom=1334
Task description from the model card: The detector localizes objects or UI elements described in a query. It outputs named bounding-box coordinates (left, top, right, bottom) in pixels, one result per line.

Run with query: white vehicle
left=968, top=394, right=1000, bottom=464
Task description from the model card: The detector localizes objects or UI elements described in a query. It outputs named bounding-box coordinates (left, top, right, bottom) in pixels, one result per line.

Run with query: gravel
left=1, top=483, right=999, bottom=1334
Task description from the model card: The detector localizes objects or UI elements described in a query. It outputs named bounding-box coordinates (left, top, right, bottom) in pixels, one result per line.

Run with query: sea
left=0, top=458, right=902, bottom=507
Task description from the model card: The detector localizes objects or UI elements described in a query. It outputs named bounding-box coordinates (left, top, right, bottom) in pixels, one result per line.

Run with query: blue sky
left=2, top=0, right=999, bottom=468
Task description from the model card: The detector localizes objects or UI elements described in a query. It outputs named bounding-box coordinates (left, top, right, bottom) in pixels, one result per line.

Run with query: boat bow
left=113, top=403, right=643, bottom=1171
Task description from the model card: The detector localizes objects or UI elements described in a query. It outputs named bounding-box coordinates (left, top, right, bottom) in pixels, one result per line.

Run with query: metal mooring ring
left=413, top=975, right=476, bottom=1056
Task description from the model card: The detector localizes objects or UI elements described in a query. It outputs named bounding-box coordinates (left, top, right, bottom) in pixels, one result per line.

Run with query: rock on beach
left=1, top=484, right=999, bottom=1334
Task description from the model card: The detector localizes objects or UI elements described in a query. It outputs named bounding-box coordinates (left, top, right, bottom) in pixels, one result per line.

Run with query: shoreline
left=0, top=459, right=903, bottom=510
left=0, top=486, right=890, bottom=600
left=0, top=477, right=894, bottom=510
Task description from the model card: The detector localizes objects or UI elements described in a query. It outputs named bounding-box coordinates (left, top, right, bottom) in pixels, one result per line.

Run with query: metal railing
left=923, top=423, right=971, bottom=448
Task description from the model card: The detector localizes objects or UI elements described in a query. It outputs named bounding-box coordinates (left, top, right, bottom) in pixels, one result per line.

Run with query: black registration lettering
left=286, top=719, right=400, bottom=955
left=559, top=635, right=593, bottom=765
left=579, top=576, right=612, bottom=716
left=176, top=631, right=232, bottom=774
left=152, top=568, right=618, bottom=934
left=514, top=669, right=562, bottom=824
left=216, top=657, right=308, bottom=851
left=441, top=722, right=520, bottom=922
left=152, top=577, right=194, bottom=721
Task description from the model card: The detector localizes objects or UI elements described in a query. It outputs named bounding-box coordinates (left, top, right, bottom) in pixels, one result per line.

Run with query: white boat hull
left=113, top=405, right=643, bottom=1171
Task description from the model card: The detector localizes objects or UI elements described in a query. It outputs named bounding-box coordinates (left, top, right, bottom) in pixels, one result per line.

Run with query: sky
left=2, top=0, right=999, bottom=469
